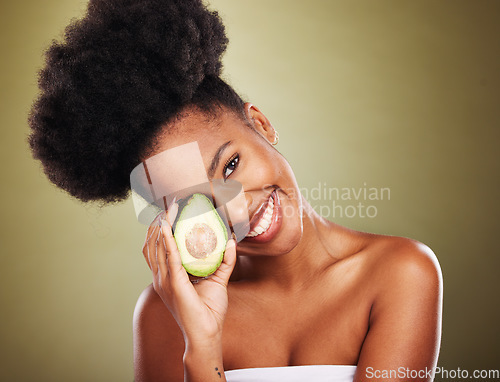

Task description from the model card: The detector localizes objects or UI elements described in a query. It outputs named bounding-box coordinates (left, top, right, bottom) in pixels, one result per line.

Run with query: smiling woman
left=27, top=0, right=442, bottom=381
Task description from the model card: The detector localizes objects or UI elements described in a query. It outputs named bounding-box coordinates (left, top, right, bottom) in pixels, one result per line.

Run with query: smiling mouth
left=246, top=193, right=275, bottom=237
left=243, top=189, right=282, bottom=241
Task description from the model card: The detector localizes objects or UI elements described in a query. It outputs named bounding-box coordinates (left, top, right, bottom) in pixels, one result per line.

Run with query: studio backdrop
left=0, top=0, right=498, bottom=381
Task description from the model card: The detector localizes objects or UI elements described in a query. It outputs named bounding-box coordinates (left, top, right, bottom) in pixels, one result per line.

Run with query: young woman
left=28, top=1, right=442, bottom=381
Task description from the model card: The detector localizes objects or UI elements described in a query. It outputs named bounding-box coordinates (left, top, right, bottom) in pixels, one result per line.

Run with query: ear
left=244, top=103, right=277, bottom=145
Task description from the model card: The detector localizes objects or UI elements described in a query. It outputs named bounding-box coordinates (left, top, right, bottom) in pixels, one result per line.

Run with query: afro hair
left=28, top=0, right=245, bottom=204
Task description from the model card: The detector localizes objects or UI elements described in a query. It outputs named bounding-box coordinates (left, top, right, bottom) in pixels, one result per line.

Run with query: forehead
left=153, top=108, right=246, bottom=161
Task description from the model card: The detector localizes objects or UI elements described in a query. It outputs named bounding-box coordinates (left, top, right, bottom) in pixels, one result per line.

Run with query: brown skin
left=133, top=104, right=443, bottom=382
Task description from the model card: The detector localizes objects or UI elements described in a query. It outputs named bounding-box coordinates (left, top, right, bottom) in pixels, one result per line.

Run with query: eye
left=223, top=154, right=239, bottom=180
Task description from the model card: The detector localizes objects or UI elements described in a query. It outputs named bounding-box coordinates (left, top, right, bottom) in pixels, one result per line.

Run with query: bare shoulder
left=353, top=232, right=443, bottom=310
left=346, top=233, right=443, bottom=369
left=133, top=284, right=185, bottom=382
left=364, top=234, right=442, bottom=284
left=134, top=283, right=178, bottom=328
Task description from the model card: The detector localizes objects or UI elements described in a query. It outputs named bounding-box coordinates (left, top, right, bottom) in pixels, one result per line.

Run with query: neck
left=235, top=197, right=344, bottom=291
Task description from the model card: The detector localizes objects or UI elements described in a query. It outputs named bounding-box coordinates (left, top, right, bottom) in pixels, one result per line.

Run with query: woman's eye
left=223, top=154, right=239, bottom=179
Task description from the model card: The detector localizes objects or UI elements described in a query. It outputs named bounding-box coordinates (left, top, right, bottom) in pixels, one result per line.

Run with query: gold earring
left=272, top=130, right=279, bottom=145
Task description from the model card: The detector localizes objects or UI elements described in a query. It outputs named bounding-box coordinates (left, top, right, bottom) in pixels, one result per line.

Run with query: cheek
left=253, top=152, right=280, bottom=182
left=275, top=161, right=305, bottom=252
left=266, top=206, right=302, bottom=256
left=281, top=189, right=304, bottom=237
left=249, top=150, right=289, bottom=189
left=281, top=195, right=301, bottom=224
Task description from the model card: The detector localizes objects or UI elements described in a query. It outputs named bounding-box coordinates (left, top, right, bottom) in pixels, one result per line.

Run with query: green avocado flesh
left=173, top=194, right=228, bottom=277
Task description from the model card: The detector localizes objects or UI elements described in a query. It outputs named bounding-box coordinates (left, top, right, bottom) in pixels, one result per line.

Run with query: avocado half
left=173, top=194, right=228, bottom=277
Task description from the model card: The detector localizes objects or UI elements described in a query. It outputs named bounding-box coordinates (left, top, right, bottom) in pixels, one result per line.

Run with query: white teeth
left=246, top=194, right=275, bottom=237
left=254, top=225, right=265, bottom=235
left=261, top=215, right=271, bottom=225
left=263, top=205, right=273, bottom=219
left=255, top=219, right=271, bottom=234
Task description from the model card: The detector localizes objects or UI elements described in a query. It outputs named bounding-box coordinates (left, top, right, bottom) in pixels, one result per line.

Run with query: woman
left=28, top=0, right=442, bottom=381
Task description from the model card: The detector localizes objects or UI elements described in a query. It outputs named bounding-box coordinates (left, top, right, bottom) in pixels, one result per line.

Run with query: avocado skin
left=173, top=194, right=228, bottom=277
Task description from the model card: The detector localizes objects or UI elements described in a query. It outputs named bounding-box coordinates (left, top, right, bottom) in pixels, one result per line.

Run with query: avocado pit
left=185, top=222, right=218, bottom=259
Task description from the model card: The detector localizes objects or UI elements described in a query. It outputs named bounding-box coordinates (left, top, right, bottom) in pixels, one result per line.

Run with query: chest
left=221, top=280, right=370, bottom=371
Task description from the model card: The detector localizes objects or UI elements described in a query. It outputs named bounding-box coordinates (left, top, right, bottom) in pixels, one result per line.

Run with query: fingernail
left=153, top=211, right=162, bottom=225
left=226, top=239, right=236, bottom=248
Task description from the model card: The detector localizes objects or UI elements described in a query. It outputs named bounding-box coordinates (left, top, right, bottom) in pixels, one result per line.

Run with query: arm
left=133, top=285, right=226, bottom=382
left=354, top=240, right=443, bottom=382
left=133, top=284, right=185, bottom=382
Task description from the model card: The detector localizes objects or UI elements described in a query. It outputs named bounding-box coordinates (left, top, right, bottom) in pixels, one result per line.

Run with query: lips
left=244, top=189, right=282, bottom=243
left=246, top=194, right=274, bottom=237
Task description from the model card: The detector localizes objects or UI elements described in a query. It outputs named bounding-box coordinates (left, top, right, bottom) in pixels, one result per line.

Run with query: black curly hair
left=28, top=0, right=247, bottom=204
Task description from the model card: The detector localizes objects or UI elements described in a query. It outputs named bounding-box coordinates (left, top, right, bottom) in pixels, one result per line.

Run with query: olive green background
left=1, top=0, right=498, bottom=381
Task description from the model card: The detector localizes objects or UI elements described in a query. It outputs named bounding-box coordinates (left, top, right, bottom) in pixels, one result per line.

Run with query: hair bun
left=67, top=0, right=227, bottom=101
left=28, top=0, right=232, bottom=203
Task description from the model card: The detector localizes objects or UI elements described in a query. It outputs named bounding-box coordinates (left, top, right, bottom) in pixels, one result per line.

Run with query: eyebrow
left=208, top=140, right=232, bottom=178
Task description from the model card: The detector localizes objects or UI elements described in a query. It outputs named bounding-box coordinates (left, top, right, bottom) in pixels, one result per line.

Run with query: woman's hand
left=142, top=203, right=237, bottom=346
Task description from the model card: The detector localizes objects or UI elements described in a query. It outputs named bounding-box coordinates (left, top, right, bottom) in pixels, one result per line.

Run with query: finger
left=210, top=239, right=237, bottom=288
left=142, top=224, right=158, bottom=270
left=142, top=212, right=164, bottom=269
left=160, top=217, right=190, bottom=284
left=156, top=219, right=169, bottom=280
left=147, top=224, right=161, bottom=275
left=143, top=212, right=163, bottom=245
left=166, top=201, right=179, bottom=226
left=161, top=202, right=178, bottom=276
left=142, top=248, right=152, bottom=270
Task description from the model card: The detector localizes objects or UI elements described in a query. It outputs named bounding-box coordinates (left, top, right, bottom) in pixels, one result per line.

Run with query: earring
left=272, top=130, right=279, bottom=145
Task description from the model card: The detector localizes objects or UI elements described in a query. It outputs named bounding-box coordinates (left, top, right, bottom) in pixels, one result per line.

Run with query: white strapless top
left=224, top=365, right=357, bottom=382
